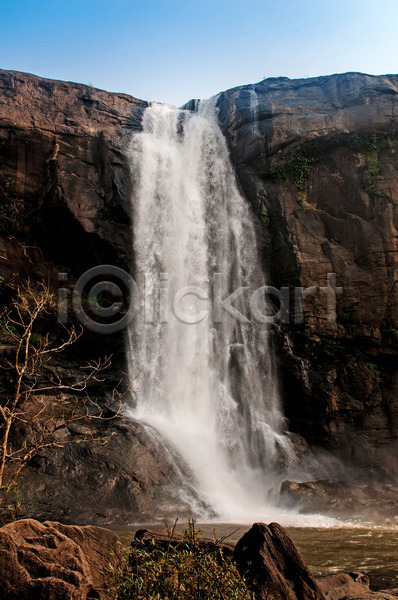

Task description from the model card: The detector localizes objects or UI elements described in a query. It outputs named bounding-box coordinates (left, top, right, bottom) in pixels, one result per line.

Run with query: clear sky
left=0, top=0, right=397, bottom=106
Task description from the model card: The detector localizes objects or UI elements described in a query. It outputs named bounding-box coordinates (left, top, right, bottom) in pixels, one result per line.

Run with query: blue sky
left=1, top=0, right=397, bottom=106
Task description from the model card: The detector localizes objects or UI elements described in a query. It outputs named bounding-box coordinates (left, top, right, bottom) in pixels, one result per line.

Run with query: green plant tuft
left=340, top=304, right=358, bottom=323
left=105, top=521, right=254, bottom=600
left=349, top=132, right=393, bottom=198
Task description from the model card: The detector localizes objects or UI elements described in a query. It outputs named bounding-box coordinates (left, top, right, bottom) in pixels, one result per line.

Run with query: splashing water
left=126, top=98, right=336, bottom=526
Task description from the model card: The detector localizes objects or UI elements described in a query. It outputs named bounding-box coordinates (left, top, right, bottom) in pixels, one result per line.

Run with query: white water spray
left=126, top=99, right=334, bottom=525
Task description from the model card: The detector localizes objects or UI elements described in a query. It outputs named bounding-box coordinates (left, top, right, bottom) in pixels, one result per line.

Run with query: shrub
left=105, top=521, right=254, bottom=600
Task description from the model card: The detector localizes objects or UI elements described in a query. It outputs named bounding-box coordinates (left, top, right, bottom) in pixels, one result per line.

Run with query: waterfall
left=126, top=98, right=296, bottom=522
left=249, top=85, right=260, bottom=139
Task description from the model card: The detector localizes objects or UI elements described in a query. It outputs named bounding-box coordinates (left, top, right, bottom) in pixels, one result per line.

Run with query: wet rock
left=287, top=432, right=312, bottom=461
left=317, top=573, right=398, bottom=599
left=16, top=408, right=207, bottom=525
left=349, top=571, right=370, bottom=587
left=0, top=518, right=119, bottom=599
left=233, top=522, right=326, bottom=600
left=280, top=479, right=398, bottom=522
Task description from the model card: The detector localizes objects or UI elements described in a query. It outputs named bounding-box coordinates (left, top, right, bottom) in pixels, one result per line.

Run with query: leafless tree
left=0, top=281, right=131, bottom=491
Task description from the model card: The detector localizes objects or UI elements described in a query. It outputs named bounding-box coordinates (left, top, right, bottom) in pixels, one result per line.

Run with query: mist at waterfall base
left=125, top=99, right=337, bottom=527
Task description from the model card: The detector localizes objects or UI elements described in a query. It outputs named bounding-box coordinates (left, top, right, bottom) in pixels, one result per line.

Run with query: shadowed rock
left=233, top=522, right=326, bottom=600
left=280, top=479, right=398, bottom=522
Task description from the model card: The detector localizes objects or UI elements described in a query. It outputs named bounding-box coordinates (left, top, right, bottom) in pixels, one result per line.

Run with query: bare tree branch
left=0, top=282, right=134, bottom=492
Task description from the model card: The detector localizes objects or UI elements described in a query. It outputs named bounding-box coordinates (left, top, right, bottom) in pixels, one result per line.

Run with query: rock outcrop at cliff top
left=0, top=69, right=146, bottom=280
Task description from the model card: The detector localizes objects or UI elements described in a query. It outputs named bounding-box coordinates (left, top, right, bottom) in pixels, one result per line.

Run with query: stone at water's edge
left=0, top=518, right=119, bottom=600
left=280, top=479, right=398, bottom=523
left=233, top=522, right=326, bottom=600
left=14, top=409, right=207, bottom=525
left=316, top=573, right=398, bottom=600
left=133, top=527, right=235, bottom=557
left=233, top=523, right=398, bottom=599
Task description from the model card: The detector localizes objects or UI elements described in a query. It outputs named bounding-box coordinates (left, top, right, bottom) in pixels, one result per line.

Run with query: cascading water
left=126, top=98, right=318, bottom=523
left=249, top=85, right=260, bottom=139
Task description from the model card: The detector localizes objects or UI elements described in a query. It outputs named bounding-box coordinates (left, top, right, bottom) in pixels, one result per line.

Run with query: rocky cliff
left=1, top=69, right=398, bottom=522
left=217, top=73, right=398, bottom=480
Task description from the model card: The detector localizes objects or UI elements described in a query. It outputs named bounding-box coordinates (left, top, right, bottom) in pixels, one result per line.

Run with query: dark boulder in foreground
left=0, top=518, right=119, bottom=600
left=233, top=522, right=398, bottom=600
left=233, top=522, right=326, bottom=600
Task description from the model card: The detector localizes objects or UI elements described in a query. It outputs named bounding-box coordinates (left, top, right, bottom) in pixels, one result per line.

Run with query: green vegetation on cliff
left=253, top=131, right=396, bottom=201
left=349, top=132, right=392, bottom=198
left=253, top=136, right=329, bottom=192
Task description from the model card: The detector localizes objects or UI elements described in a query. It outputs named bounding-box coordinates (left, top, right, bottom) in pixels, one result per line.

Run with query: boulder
left=233, top=522, right=326, bottom=600
left=0, top=518, right=119, bottom=600
left=280, top=479, right=398, bottom=522
left=317, top=573, right=398, bottom=599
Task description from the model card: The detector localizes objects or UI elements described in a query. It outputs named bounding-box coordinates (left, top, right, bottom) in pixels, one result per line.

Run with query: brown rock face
left=0, top=68, right=146, bottom=277
left=233, top=522, right=326, bottom=600
left=217, top=73, right=398, bottom=478
left=0, top=518, right=119, bottom=599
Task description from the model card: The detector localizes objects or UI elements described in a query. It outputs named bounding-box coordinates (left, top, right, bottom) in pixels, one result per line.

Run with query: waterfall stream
left=126, top=99, right=300, bottom=522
